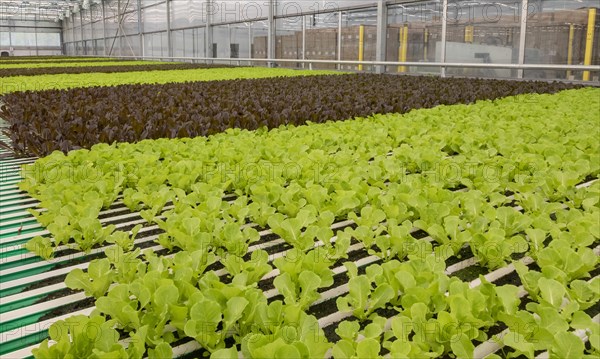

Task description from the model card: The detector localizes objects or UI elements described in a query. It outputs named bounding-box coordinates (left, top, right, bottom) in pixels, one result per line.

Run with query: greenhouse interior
left=0, top=0, right=599, bottom=358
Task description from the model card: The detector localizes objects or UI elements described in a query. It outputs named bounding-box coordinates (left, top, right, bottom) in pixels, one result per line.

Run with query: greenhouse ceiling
left=0, top=0, right=596, bottom=23
left=0, top=0, right=99, bottom=22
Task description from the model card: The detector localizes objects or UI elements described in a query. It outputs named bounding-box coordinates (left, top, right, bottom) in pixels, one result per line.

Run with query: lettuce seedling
left=336, top=262, right=395, bottom=320
left=268, top=209, right=318, bottom=251
left=32, top=315, right=126, bottom=359
left=65, top=258, right=115, bottom=299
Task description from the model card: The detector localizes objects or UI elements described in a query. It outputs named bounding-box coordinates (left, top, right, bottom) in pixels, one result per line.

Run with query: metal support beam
left=90, top=14, right=95, bottom=55
left=337, top=12, right=342, bottom=70
left=267, top=0, right=276, bottom=67
left=375, top=0, right=387, bottom=74
left=80, top=13, right=85, bottom=55
left=583, top=8, right=597, bottom=82
left=248, top=25, right=252, bottom=61
left=398, top=25, right=408, bottom=73
left=166, top=0, right=172, bottom=57
left=101, top=1, right=107, bottom=56
left=192, top=28, right=196, bottom=58
left=205, top=0, right=213, bottom=59
left=117, top=0, right=121, bottom=56
left=302, top=15, right=307, bottom=69
left=59, top=28, right=65, bottom=55
left=228, top=24, right=231, bottom=58
left=567, top=24, right=574, bottom=80
left=358, top=25, right=364, bottom=71
left=517, top=0, right=528, bottom=79
left=137, top=0, right=143, bottom=57
left=72, top=18, right=76, bottom=54
left=8, top=20, right=13, bottom=54
left=465, top=25, right=473, bottom=43
left=34, top=14, right=39, bottom=56
left=440, top=0, right=448, bottom=77
left=423, top=28, right=428, bottom=61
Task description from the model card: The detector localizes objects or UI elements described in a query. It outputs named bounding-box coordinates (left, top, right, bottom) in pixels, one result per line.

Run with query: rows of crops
left=0, top=61, right=175, bottom=70
left=0, top=75, right=578, bottom=156
left=0, top=62, right=236, bottom=78
left=0, top=56, right=112, bottom=62
left=0, top=57, right=599, bottom=359
left=0, top=67, right=336, bottom=95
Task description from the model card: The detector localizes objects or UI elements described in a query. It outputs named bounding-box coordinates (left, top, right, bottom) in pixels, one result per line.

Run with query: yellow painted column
left=401, top=25, right=409, bottom=72
left=583, top=8, right=596, bottom=81
left=465, top=25, right=474, bottom=43
left=397, top=27, right=403, bottom=73
left=567, top=24, right=575, bottom=79
left=358, top=25, right=364, bottom=71
left=398, top=25, right=408, bottom=73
